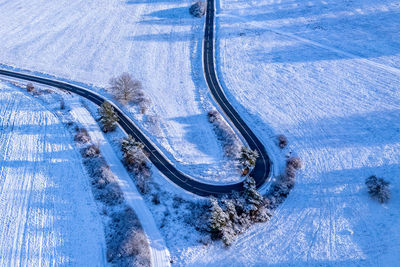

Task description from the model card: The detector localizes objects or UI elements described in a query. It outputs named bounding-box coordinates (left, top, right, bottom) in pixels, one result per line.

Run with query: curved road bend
left=0, top=69, right=239, bottom=196
left=203, top=0, right=271, bottom=188
left=0, top=0, right=270, bottom=196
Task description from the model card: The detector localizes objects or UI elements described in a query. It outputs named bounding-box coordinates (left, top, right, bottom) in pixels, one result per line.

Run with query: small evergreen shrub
left=365, top=175, right=391, bottom=203
left=239, top=147, right=259, bottom=173
left=189, top=1, right=206, bottom=17
left=99, top=101, right=119, bottom=132
left=121, top=135, right=151, bottom=193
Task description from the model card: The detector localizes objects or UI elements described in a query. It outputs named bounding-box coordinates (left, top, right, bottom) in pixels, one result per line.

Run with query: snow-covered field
left=0, top=0, right=241, bottom=184
left=171, top=0, right=400, bottom=265
left=0, top=82, right=106, bottom=266
left=2, top=0, right=400, bottom=266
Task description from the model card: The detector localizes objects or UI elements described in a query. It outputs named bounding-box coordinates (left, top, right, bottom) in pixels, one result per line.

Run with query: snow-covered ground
left=0, top=81, right=106, bottom=266
left=0, top=0, right=241, bottom=184
left=171, top=0, right=400, bottom=265
left=2, top=0, right=400, bottom=265
left=68, top=97, right=171, bottom=267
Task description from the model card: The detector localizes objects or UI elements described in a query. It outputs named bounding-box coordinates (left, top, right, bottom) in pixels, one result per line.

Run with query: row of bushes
left=98, top=73, right=157, bottom=179
left=208, top=110, right=241, bottom=158
left=24, top=82, right=52, bottom=96
left=206, top=155, right=302, bottom=246
left=81, top=143, right=124, bottom=206
left=23, top=83, right=151, bottom=266
left=107, top=206, right=150, bottom=266
left=207, top=176, right=272, bottom=246
left=265, top=157, right=302, bottom=209
left=74, top=127, right=150, bottom=266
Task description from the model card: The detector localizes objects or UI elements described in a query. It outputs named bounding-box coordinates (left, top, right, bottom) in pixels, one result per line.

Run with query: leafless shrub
left=83, top=156, right=124, bottom=206
left=136, top=172, right=151, bottom=194
left=287, top=157, right=302, bottom=170
left=26, top=83, right=34, bottom=92
left=286, top=163, right=296, bottom=176
left=270, top=175, right=291, bottom=201
left=83, top=156, right=105, bottom=179
left=59, top=99, right=65, bottom=109
left=81, top=144, right=100, bottom=158
left=145, top=114, right=162, bottom=135
left=106, top=206, right=151, bottom=266
left=190, top=1, right=206, bottom=17
left=365, top=175, right=391, bottom=203
left=74, top=128, right=148, bottom=265
left=74, top=127, right=91, bottom=144
left=207, top=110, right=241, bottom=158
left=278, top=134, right=288, bottom=148
left=185, top=201, right=209, bottom=232
left=139, top=97, right=151, bottom=114
left=173, top=196, right=184, bottom=209
left=266, top=157, right=302, bottom=210
left=97, top=166, right=124, bottom=206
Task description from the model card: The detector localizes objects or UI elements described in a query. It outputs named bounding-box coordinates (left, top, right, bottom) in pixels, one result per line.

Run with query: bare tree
left=109, top=73, right=152, bottom=114
left=109, top=73, right=143, bottom=104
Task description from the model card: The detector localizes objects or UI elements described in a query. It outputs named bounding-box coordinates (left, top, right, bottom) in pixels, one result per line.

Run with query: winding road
left=0, top=0, right=271, bottom=196
left=203, top=0, right=270, bottom=189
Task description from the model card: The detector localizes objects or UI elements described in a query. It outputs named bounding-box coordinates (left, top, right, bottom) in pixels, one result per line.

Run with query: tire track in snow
left=222, top=13, right=400, bottom=77
left=0, top=83, right=106, bottom=266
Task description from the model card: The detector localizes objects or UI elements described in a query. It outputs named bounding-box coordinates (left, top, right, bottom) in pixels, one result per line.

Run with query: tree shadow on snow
left=169, top=114, right=224, bottom=162
left=292, top=109, right=400, bottom=149
left=219, top=3, right=400, bottom=63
